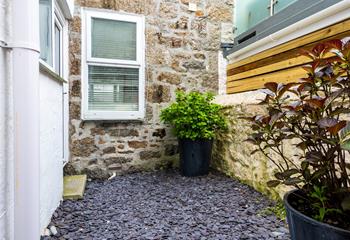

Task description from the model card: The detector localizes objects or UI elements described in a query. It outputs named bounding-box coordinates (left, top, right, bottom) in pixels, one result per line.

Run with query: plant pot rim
left=284, top=189, right=350, bottom=234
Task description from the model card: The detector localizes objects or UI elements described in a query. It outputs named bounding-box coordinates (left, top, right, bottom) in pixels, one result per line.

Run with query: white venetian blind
left=88, top=65, right=139, bottom=111
left=91, top=18, right=137, bottom=61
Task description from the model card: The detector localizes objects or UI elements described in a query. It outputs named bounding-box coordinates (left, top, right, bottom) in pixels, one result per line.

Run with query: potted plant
left=160, top=91, right=227, bottom=177
left=244, top=40, right=350, bottom=239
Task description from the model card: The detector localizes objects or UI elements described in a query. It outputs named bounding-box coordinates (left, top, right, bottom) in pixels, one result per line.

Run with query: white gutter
left=228, top=0, right=350, bottom=62
left=12, top=0, right=40, bottom=239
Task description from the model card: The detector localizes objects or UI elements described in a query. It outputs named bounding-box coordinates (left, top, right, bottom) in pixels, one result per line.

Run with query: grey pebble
left=46, top=170, right=290, bottom=240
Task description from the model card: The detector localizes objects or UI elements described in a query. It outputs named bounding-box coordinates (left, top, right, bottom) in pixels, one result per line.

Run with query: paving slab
left=63, top=175, right=87, bottom=200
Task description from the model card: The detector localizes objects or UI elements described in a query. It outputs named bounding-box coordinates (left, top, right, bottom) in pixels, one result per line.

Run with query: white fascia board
left=56, top=0, right=74, bottom=19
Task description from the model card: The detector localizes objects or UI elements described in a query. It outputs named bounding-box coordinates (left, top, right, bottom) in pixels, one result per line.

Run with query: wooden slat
left=228, top=52, right=335, bottom=82
left=227, top=18, right=350, bottom=70
left=227, top=30, right=350, bottom=76
left=227, top=67, right=306, bottom=93
left=228, top=55, right=309, bottom=81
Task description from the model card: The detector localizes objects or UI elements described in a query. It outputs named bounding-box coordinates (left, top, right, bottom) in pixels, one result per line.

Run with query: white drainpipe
left=12, top=0, right=40, bottom=239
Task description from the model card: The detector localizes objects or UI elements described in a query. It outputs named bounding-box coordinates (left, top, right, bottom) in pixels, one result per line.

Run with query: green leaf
left=340, top=140, right=350, bottom=151
left=284, top=177, right=303, bottom=185
left=274, top=172, right=284, bottom=180
left=267, top=180, right=281, bottom=188
left=340, top=122, right=350, bottom=142
left=281, top=169, right=300, bottom=178
left=301, top=161, right=309, bottom=170
left=311, top=169, right=327, bottom=180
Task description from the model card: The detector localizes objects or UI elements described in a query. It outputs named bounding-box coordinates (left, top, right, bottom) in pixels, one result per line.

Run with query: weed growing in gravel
left=259, top=202, right=286, bottom=220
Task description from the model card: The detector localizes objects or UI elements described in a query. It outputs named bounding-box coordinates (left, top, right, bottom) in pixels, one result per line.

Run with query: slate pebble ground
left=44, top=170, right=290, bottom=240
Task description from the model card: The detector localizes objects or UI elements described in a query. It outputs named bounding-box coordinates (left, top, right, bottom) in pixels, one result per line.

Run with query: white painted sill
left=39, top=61, right=68, bottom=84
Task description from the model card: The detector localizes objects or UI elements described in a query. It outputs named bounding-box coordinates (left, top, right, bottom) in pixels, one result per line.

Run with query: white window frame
left=39, top=0, right=65, bottom=77
left=54, top=5, right=64, bottom=76
left=81, top=9, right=145, bottom=121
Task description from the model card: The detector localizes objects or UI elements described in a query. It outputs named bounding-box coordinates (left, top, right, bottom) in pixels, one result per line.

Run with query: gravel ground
left=45, top=170, right=290, bottom=240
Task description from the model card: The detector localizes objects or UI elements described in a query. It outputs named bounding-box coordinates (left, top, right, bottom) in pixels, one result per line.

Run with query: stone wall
left=66, top=0, right=234, bottom=178
left=212, top=94, right=296, bottom=199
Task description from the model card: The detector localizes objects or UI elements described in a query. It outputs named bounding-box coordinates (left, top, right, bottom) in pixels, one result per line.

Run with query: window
left=39, top=0, right=53, bottom=65
left=82, top=10, right=145, bottom=120
left=39, top=0, right=64, bottom=76
left=54, top=21, right=62, bottom=75
left=235, top=0, right=301, bottom=36
left=228, top=0, right=342, bottom=55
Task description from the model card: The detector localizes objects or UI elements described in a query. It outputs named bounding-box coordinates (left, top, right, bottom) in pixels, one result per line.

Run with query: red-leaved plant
left=243, top=39, right=350, bottom=228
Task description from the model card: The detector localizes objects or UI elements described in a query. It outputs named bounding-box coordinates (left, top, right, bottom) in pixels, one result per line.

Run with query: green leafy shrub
left=160, top=91, right=227, bottom=140
left=243, top=39, right=350, bottom=229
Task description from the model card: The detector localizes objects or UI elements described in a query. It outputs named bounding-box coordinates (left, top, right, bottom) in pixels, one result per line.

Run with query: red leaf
left=261, top=116, right=271, bottom=125
left=305, top=98, right=325, bottom=108
left=326, top=56, right=344, bottom=64
left=297, top=82, right=313, bottom=93
left=264, top=82, right=278, bottom=93
left=277, top=83, right=298, bottom=98
left=312, top=43, right=326, bottom=56
left=317, top=118, right=338, bottom=128
left=311, top=60, right=321, bottom=70
left=343, top=40, right=350, bottom=59
left=299, top=49, right=315, bottom=60
left=325, top=39, right=343, bottom=50
left=327, top=121, right=347, bottom=135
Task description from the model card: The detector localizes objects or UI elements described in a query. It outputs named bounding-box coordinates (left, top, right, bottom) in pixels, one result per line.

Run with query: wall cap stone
left=214, top=90, right=265, bottom=106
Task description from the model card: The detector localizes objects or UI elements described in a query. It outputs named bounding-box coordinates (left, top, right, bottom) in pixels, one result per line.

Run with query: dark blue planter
left=178, top=139, right=212, bottom=177
left=284, top=190, right=350, bottom=240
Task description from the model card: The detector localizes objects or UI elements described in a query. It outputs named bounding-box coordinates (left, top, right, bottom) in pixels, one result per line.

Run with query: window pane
left=235, top=0, right=270, bottom=36
left=91, top=18, right=137, bottom=61
left=39, top=0, right=53, bottom=66
left=88, top=66, right=139, bottom=111
left=274, top=0, right=298, bottom=14
left=54, top=24, right=61, bottom=75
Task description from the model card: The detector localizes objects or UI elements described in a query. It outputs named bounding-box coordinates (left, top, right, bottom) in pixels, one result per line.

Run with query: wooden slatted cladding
left=227, top=19, right=350, bottom=94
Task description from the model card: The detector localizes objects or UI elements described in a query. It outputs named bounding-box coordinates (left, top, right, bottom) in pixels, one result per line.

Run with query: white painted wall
left=0, top=0, right=15, bottom=239
left=39, top=72, right=65, bottom=230
left=0, top=0, right=71, bottom=237
left=39, top=0, right=71, bottom=230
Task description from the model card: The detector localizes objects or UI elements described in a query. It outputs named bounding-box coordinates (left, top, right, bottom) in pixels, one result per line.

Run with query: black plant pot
left=284, top=190, right=350, bottom=240
left=178, top=139, right=213, bottom=177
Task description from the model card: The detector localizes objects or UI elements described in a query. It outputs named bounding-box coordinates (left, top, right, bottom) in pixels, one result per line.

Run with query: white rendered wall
left=39, top=72, right=65, bottom=230
left=0, top=0, right=14, bottom=239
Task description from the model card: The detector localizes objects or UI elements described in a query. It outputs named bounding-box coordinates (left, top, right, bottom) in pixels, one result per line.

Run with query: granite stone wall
left=211, top=99, right=294, bottom=199
left=66, top=0, right=234, bottom=178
